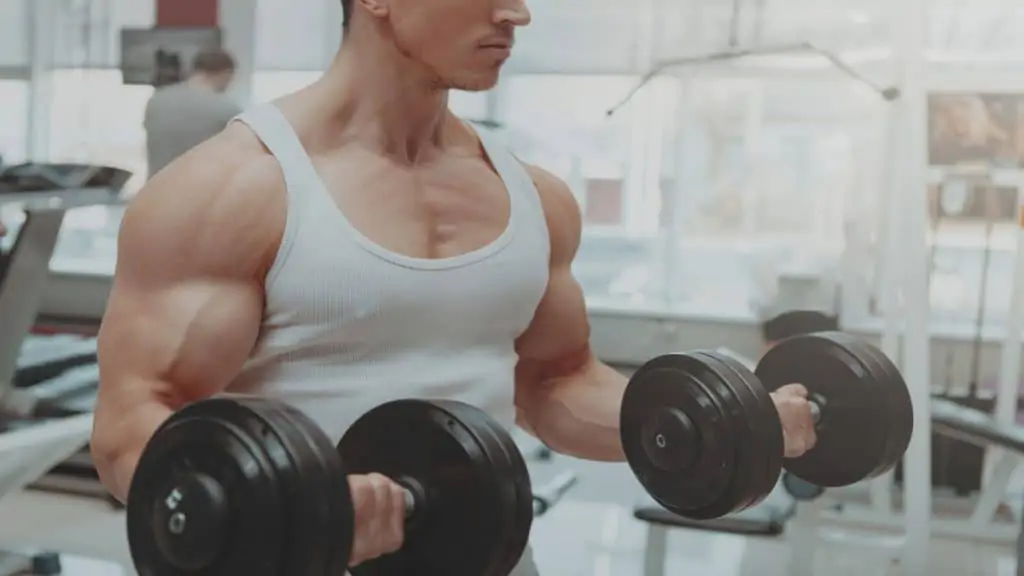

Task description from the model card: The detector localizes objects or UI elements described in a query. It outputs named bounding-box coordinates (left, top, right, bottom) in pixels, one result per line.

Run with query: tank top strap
left=474, top=127, right=548, bottom=237
left=233, top=103, right=321, bottom=202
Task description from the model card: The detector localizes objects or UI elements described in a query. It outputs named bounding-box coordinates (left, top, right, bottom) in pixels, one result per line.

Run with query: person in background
left=761, top=310, right=840, bottom=355
left=143, top=48, right=243, bottom=178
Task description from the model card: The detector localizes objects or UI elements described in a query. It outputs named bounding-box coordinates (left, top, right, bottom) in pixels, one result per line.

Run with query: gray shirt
left=144, top=82, right=243, bottom=178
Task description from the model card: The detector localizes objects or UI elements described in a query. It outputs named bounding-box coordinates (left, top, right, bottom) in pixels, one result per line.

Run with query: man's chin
left=448, top=71, right=502, bottom=93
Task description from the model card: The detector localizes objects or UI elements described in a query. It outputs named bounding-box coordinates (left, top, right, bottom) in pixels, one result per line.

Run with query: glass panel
left=0, top=0, right=28, bottom=66
left=669, top=77, right=881, bottom=318
left=51, top=0, right=156, bottom=68
left=0, top=79, right=29, bottom=165
left=255, top=0, right=332, bottom=70
left=495, top=74, right=678, bottom=307
left=508, top=1, right=644, bottom=73
left=46, top=68, right=152, bottom=275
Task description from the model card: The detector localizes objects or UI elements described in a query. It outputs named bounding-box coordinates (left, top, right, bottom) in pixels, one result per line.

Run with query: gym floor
left=0, top=455, right=1017, bottom=575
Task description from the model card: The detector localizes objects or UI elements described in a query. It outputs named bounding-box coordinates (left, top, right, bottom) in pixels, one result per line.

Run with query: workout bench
left=634, top=484, right=795, bottom=576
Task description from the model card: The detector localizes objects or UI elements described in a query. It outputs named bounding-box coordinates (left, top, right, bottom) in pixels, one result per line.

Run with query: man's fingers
left=776, top=383, right=809, bottom=398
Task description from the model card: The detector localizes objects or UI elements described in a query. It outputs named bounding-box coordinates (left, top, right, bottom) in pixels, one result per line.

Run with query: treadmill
left=0, top=164, right=129, bottom=511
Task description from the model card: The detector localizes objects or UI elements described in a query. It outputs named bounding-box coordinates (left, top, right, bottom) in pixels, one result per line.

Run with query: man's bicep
left=100, top=204, right=264, bottom=406
left=515, top=163, right=591, bottom=373
left=516, top=268, right=591, bottom=370
left=99, top=147, right=280, bottom=403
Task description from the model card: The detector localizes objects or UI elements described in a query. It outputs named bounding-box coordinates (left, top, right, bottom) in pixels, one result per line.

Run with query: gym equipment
left=607, top=41, right=898, bottom=118
left=14, top=335, right=97, bottom=388
left=0, top=164, right=128, bottom=415
left=0, top=165, right=128, bottom=570
left=128, top=398, right=577, bottom=576
left=620, top=332, right=913, bottom=520
left=781, top=471, right=825, bottom=502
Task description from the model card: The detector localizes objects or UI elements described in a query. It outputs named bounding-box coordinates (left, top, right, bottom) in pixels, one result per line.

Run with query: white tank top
left=228, top=102, right=550, bottom=445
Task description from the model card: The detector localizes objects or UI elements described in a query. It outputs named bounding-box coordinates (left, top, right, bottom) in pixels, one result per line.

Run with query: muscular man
left=143, top=48, right=242, bottom=178
left=92, top=0, right=817, bottom=573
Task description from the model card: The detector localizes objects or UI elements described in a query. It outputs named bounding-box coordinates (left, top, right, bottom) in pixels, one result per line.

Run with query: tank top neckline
left=329, top=125, right=519, bottom=271
left=251, top=103, right=522, bottom=272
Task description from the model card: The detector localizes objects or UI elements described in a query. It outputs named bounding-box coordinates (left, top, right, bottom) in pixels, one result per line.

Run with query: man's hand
left=348, top=474, right=407, bottom=566
left=771, top=384, right=817, bottom=458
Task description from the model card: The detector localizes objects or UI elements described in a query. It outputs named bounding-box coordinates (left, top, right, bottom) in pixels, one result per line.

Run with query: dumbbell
left=620, top=332, right=913, bottom=520
left=127, top=398, right=572, bottom=576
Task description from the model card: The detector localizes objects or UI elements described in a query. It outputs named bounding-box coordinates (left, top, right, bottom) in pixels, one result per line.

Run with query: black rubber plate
left=621, top=354, right=741, bottom=519
left=127, top=399, right=287, bottom=576
left=704, top=351, right=785, bottom=510
left=685, top=352, right=761, bottom=516
left=756, top=334, right=888, bottom=487
left=340, top=400, right=532, bottom=576
left=808, top=334, right=894, bottom=480
left=825, top=334, right=914, bottom=478
left=435, top=400, right=533, bottom=576
left=238, top=398, right=354, bottom=576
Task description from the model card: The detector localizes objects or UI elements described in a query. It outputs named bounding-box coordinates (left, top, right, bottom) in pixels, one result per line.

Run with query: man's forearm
left=92, top=399, right=173, bottom=502
left=516, top=359, right=627, bottom=462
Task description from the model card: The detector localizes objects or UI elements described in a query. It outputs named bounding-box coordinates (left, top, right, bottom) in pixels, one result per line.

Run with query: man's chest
left=310, top=152, right=513, bottom=260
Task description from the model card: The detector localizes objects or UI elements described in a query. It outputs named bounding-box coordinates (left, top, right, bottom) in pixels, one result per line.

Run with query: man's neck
left=318, top=37, right=452, bottom=163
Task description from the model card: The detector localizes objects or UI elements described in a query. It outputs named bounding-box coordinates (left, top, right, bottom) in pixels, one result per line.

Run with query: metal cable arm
left=607, top=41, right=900, bottom=117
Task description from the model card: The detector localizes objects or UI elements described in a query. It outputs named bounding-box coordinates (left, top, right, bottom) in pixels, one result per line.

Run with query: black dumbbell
left=619, top=332, right=913, bottom=520
left=127, top=398, right=573, bottom=576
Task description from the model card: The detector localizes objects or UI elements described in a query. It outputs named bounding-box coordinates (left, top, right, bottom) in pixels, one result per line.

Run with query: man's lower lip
left=482, top=46, right=512, bottom=56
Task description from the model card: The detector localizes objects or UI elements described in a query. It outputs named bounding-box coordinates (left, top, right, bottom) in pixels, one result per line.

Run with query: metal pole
left=995, top=179, right=1024, bottom=427
left=871, top=100, right=904, bottom=515
left=891, top=0, right=932, bottom=571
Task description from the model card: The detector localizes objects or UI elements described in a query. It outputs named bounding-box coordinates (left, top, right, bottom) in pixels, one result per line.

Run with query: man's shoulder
left=519, top=163, right=579, bottom=219
left=127, top=125, right=286, bottom=269
left=145, top=124, right=284, bottom=208
left=516, top=162, right=582, bottom=263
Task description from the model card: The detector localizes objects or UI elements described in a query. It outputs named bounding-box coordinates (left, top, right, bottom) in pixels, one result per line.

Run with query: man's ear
left=355, top=0, right=389, bottom=19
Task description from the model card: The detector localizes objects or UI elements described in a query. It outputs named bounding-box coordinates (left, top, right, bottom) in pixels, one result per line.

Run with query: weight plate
left=127, top=399, right=287, bottom=576
left=817, top=334, right=895, bottom=479
left=436, top=401, right=534, bottom=576
left=686, top=352, right=761, bottom=515
left=705, top=352, right=785, bottom=510
left=826, top=334, right=913, bottom=477
left=864, top=343, right=914, bottom=473
left=756, top=334, right=885, bottom=487
left=340, top=400, right=532, bottom=576
left=238, top=398, right=355, bottom=575
left=621, top=354, right=740, bottom=519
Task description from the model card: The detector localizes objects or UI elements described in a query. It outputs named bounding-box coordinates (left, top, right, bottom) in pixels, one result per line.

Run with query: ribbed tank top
left=228, top=104, right=550, bottom=574
left=229, top=102, right=550, bottom=437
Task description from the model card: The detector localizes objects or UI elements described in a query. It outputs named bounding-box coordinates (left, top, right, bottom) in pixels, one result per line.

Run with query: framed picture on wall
left=928, top=92, right=1024, bottom=169
left=120, top=27, right=223, bottom=87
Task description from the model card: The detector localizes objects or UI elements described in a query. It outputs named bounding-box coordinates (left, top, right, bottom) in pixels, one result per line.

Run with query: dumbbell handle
left=808, top=400, right=822, bottom=426
left=531, top=471, right=579, bottom=517
left=397, top=472, right=581, bottom=519
left=396, top=477, right=425, bottom=520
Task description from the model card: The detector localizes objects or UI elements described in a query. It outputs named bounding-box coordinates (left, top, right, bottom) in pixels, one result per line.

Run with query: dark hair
left=761, top=310, right=839, bottom=343
left=342, top=0, right=353, bottom=28
left=191, top=48, right=236, bottom=75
